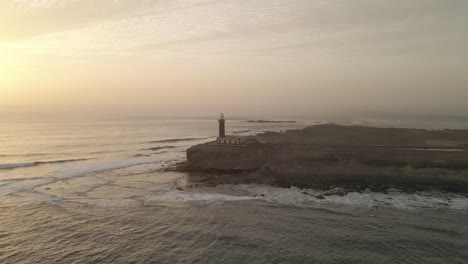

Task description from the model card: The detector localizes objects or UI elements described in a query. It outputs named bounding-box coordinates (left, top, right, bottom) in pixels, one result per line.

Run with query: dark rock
left=184, top=124, right=468, bottom=193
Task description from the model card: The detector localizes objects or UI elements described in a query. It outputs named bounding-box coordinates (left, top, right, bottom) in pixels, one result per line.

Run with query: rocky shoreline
left=181, top=124, right=468, bottom=194
left=167, top=161, right=468, bottom=195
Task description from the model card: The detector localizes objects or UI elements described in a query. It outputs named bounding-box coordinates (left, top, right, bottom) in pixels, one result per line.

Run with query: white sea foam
left=448, top=197, right=468, bottom=210
left=0, top=178, right=54, bottom=193
left=0, top=157, right=167, bottom=205
left=56, top=158, right=163, bottom=179
left=171, top=184, right=468, bottom=211
left=145, top=190, right=256, bottom=204
left=88, top=198, right=141, bottom=208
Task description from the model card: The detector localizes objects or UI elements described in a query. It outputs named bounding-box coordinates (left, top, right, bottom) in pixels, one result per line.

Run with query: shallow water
left=1, top=113, right=468, bottom=263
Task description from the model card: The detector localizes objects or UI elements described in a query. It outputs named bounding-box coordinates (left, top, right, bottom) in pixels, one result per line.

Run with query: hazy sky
left=1, top=0, right=467, bottom=115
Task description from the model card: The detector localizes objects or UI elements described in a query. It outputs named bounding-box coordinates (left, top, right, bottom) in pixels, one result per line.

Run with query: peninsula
left=185, top=115, right=468, bottom=192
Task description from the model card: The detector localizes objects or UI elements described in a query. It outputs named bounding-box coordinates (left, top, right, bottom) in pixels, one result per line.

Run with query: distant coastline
left=246, top=120, right=297, bottom=124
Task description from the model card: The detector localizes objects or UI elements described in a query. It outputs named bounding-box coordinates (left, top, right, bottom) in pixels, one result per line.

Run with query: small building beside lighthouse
left=216, top=113, right=259, bottom=145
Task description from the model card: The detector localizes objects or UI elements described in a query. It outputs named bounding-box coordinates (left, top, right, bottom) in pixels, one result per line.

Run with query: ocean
left=1, top=112, right=467, bottom=263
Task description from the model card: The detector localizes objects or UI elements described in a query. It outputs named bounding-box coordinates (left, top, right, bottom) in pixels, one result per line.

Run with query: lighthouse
left=216, top=113, right=259, bottom=145
left=218, top=113, right=225, bottom=138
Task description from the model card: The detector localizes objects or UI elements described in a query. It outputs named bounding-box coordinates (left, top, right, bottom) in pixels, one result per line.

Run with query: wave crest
left=153, top=184, right=468, bottom=210
left=0, top=159, right=88, bottom=170
left=141, top=146, right=177, bottom=151
left=145, top=191, right=256, bottom=204
left=147, top=137, right=211, bottom=144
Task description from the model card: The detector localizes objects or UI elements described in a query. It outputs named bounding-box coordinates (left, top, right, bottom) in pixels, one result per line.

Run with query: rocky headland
left=184, top=124, right=468, bottom=192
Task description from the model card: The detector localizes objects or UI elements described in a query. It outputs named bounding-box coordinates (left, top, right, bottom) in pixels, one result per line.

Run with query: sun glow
left=0, top=47, right=13, bottom=78
left=0, top=48, right=10, bottom=84
left=0, top=45, right=23, bottom=98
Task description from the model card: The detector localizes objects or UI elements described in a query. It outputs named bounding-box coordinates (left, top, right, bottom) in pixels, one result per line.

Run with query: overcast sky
left=1, top=0, right=467, bottom=116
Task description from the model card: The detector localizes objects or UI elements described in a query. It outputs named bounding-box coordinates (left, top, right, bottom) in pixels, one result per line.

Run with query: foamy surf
left=168, top=184, right=468, bottom=211
left=0, top=178, right=54, bottom=194
left=145, top=190, right=257, bottom=204
left=56, top=158, right=165, bottom=179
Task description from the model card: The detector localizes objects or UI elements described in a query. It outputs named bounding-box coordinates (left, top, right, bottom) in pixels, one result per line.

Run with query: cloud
left=1, top=0, right=467, bottom=59
left=0, top=0, right=154, bottom=41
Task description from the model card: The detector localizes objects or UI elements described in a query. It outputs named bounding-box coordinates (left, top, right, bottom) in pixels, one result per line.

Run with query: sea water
left=1, top=111, right=467, bottom=263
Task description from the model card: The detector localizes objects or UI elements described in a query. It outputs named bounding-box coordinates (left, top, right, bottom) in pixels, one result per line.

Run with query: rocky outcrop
left=186, top=125, right=468, bottom=190
left=187, top=144, right=268, bottom=171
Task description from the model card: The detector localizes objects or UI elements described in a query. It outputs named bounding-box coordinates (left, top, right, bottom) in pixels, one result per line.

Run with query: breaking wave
left=248, top=185, right=468, bottom=210
left=0, top=159, right=89, bottom=170
left=142, top=146, right=177, bottom=151
left=0, top=153, right=50, bottom=158
left=145, top=191, right=256, bottom=204
left=163, top=184, right=468, bottom=210
left=147, top=137, right=212, bottom=144
left=58, top=159, right=164, bottom=179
